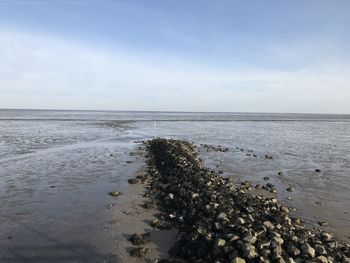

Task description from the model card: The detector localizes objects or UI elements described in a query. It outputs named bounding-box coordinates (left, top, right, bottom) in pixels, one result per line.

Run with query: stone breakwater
left=144, top=138, right=350, bottom=263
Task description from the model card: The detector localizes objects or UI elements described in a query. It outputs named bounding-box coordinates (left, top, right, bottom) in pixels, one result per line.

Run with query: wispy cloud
left=0, top=29, right=349, bottom=113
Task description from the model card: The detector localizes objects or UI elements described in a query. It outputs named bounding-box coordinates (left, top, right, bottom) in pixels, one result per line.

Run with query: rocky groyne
left=142, top=138, right=349, bottom=263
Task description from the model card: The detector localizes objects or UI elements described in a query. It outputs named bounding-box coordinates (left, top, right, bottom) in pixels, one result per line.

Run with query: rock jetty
left=143, top=138, right=350, bottom=263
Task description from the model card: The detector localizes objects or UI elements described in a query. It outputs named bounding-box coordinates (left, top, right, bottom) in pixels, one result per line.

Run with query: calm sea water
left=1, top=109, right=349, bottom=241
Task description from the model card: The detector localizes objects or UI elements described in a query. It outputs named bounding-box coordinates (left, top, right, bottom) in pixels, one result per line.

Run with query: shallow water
left=0, top=109, right=349, bottom=261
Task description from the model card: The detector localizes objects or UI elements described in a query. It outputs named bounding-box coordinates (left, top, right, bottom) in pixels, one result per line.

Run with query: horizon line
left=0, top=108, right=349, bottom=116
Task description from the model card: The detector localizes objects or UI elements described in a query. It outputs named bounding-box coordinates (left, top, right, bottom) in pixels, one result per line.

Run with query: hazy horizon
left=2, top=108, right=350, bottom=116
left=1, top=1, right=349, bottom=114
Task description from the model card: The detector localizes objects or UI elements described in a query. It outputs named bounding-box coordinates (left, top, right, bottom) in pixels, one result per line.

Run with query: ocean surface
left=1, top=109, right=349, bottom=260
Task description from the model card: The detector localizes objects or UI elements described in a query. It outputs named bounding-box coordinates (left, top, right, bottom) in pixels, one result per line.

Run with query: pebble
left=321, top=232, right=333, bottom=241
left=128, top=178, right=138, bottom=184
left=263, top=221, right=275, bottom=230
left=242, top=244, right=258, bottom=259
left=243, top=234, right=257, bottom=244
left=128, top=233, right=150, bottom=245
left=232, top=257, right=246, bottom=263
left=315, top=245, right=327, bottom=255
left=318, top=221, right=329, bottom=227
left=316, top=255, right=328, bottom=263
left=129, top=247, right=149, bottom=258
left=215, top=238, right=226, bottom=247
left=300, top=243, right=316, bottom=258
left=108, top=191, right=122, bottom=197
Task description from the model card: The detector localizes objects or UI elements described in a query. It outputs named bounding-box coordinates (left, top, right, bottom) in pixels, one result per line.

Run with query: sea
left=0, top=109, right=349, bottom=261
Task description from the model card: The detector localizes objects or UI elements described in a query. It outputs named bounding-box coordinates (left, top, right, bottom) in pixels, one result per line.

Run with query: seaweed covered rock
left=128, top=233, right=150, bottom=246
left=144, top=138, right=349, bottom=262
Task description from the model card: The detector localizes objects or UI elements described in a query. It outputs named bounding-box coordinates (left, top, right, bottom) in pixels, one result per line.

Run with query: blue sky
left=0, top=0, right=349, bottom=113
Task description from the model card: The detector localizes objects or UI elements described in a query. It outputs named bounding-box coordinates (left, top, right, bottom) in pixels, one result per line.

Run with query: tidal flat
left=1, top=110, right=349, bottom=262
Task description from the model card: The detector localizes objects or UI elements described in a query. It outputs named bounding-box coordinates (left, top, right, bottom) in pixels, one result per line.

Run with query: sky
left=0, top=0, right=349, bottom=113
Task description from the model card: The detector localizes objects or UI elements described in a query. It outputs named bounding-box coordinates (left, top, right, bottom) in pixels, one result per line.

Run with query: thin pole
left=153, top=121, right=157, bottom=138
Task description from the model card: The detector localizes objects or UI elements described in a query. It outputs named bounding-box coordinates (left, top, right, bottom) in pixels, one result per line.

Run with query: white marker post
left=153, top=121, right=157, bottom=138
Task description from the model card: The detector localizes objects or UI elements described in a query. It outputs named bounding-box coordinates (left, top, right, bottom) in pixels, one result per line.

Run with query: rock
left=275, top=257, right=286, bottom=263
left=129, top=247, right=149, bottom=258
left=241, top=181, right=252, bottom=188
left=217, top=212, right=228, bottom=221
left=281, top=206, right=289, bottom=213
left=318, top=221, right=329, bottom=227
left=273, top=245, right=283, bottom=258
left=215, top=238, right=226, bottom=248
left=278, top=171, right=284, bottom=175
left=128, top=233, right=150, bottom=245
left=263, top=177, right=270, bottom=181
left=232, top=257, right=246, bottom=263
left=191, top=192, right=200, bottom=199
left=237, top=217, right=245, bottom=225
left=108, top=191, right=122, bottom=197
left=286, top=187, right=295, bottom=192
left=287, top=245, right=301, bottom=257
left=271, top=237, right=284, bottom=247
left=150, top=219, right=160, bottom=227
left=300, top=243, right=316, bottom=258
left=168, top=213, right=176, bottom=219
left=258, top=241, right=270, bottom=250
left=321, top=232, right=333, bottom=241
left=315, top=169, right=322, bottom=173
left=243, top=234, right=257, bottom=244
left=316, top=255, right=328, bottom=263
left=263, top=221, right=275, bottom=230
left=266, top=183, right=276, bottom=190
left=242, top=243, right=258, bottom=259
left=315, top=245, right=327, bottom=255
left=142, top=201, right=156, bottom=209
left=128, top=178, right=138, bottom=184
left=214, top=222, right=222, bottom=230
left=246, top=206, right=254, bottom=213
left=229, top=235, right=240, bottom=242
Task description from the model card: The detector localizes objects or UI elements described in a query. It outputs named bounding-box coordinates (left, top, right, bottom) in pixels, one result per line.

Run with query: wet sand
left=0, top=142, right=176, bottom=262
left=198, top=145, right=350, bottom=242
left=1, top=138, right=349, bottom=262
